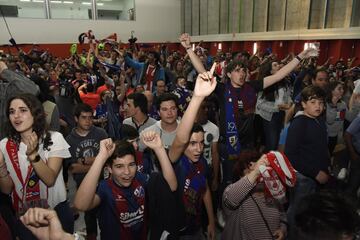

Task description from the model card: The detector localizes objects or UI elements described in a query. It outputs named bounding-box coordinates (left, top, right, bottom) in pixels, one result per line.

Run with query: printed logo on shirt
left=184, top=179, right=190, bottom=191
left=238, top=100, right=244, bottom=110
left=134, top=186, right=145, bottom=198
left=75, top=139, right=100, bottom=158
left=115, top=194, right=126, bottom=202
left=137, top=165, right=144, bottom=173
left=119, top=205, right=145, bottom=227
left=335, top=109, right=346, bottom=121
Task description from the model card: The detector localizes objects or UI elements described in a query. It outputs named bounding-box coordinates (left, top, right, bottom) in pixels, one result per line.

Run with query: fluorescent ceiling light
left=97, top=3, right=104, bottom=6
left=63, top=1, right=73, bottom=3
left=82, top=2, right=91, bottom=5
left=19, top=0, right=31, bottom=2
left=33, top=0, right=44, bottom=2
left=253, top=42, right=257, bottom=55
left=50, top=0, right=62, bottom=3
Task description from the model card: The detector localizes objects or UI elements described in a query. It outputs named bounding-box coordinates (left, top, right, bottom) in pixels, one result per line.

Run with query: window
left=268, top=0, right=286, bottom=31
left=253, top=0, right=268, bottom=32
left=97, top=0, right=135, bottom=21
left=50, top=0, right=93, bottom=20
left=309, top=0, right=326, bottom=29
left=0, top=0, right=46, bottom=18
left=351, top=0, right=360, bottom=27
left=325, top=0, right=347, bottom=28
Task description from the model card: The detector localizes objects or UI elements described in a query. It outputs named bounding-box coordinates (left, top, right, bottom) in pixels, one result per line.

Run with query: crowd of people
left=0, top=32, right=359, bottom=240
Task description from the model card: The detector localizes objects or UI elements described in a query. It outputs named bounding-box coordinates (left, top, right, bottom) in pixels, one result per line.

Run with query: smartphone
left=306, top=42, right=320, bottom=56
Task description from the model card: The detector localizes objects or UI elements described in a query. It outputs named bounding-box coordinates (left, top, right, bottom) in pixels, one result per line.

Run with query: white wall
left=0, top=0, right=181, bottom=44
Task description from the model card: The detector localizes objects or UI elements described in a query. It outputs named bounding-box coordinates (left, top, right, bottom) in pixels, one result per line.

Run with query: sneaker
left=337, top=168, right=347, bottom=180
left=217, top=208, right=225, bottom=229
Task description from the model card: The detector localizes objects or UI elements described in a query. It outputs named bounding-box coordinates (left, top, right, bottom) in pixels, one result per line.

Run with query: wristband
left=295, top=55, right=302, bottom=61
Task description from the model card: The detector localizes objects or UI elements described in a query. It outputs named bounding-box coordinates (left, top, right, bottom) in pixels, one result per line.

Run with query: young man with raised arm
left=73, top=131, right=177, bottom=240
left=168, top=63, right=217, bottom=240
left=179, top=33, right=318, bottom=185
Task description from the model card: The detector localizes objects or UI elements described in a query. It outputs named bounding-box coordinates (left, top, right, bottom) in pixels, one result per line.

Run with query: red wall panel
left=1, top=39, right=358, bottom=66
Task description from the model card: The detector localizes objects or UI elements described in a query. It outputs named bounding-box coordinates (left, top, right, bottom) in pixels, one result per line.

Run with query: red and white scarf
left=258, top=151, right=296, bottom=202
left=5, top=139, right=48, bottom=215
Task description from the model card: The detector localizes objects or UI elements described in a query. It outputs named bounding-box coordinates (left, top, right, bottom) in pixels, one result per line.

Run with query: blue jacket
left=125, top=55, right=165, bottom=92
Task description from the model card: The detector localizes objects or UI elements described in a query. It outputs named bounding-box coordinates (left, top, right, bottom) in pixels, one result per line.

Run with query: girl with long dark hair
left=256, top=60, right=292, bottom=151
left=0, top=93, right=73, bottom=239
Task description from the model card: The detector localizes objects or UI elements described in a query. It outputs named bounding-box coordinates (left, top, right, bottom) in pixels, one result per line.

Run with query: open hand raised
left=25, top=132, right=39, bottom=157
left=179, top=33, right=191, bottom=49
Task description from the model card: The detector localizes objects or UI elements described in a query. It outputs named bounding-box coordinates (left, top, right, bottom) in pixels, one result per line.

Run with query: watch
left=30, top=154, right=41, bottom=163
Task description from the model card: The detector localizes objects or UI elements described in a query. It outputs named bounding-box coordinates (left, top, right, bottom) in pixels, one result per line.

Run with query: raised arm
left=179, top=33, right=206, bottom=73
left=223, top=155, right=268, bottom=209
left=0, top=61, right=40, bottom=95
left=86, top=44, right=95, bottom=69
left=318, top=56, right=333, bottom=69
left=74, top=138, right=115, bottom=211
left=25, top=132, right=63, bottom=187
left=124, top=52, right=144, bottom=70
left=263, top=48, right=319, bottom=89
left=169, top=64, right=217, bottom=162
left=117, top=73, right=127, bottom=103
left=77, top=83, right=87, bottom=94
left=141, top=131, right=177, bottom=191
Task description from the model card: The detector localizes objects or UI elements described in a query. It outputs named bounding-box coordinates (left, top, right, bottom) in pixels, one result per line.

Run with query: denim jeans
left=262, top=111, right=285, bottom=151
left=287, top=172, right=317, bottom=239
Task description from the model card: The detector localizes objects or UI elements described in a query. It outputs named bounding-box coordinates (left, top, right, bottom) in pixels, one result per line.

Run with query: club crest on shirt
left=115, top=194, right=125, bottom=202
left=134, top=186, right=145, bottom=198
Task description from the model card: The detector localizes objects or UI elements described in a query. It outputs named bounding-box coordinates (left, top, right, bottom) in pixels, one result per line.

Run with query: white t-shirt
left=201, top=120, right=219, bottom=165
left=0, top=131, right=71, bottom=209
left=140, top=120, right=179, bottom=151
